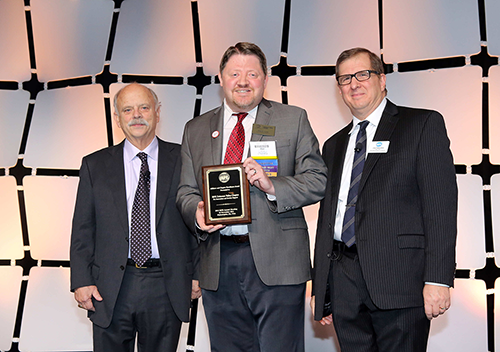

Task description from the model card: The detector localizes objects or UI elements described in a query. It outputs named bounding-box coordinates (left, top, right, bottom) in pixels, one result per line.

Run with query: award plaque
left=202, top=163, right=251, bottom=225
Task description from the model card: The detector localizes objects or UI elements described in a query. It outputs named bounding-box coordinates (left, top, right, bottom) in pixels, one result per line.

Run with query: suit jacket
left=70, top=138, right=198, bottom=327
left=312, top=100, right=458, bottom=320
left=176, top=99, right=327, bottom=290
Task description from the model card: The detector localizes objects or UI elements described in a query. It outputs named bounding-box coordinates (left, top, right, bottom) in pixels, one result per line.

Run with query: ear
left=113, top=112, right=122, bottom=129
left=379, top=73, right=387, bottom=92
left=156, top=105, right=161, bottom=122
left=218, top=72, right=223, bottom=87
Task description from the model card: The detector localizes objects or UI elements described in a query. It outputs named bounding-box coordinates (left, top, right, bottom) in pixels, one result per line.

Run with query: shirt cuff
left=425, top=282, right=449, bottom=288
left=266, top=193, right=276, bottom=201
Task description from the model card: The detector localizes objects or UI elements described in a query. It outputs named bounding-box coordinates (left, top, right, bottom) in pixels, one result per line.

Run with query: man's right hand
left=74, top=285, right=103, bottom=312
left=310, top=295, right=333, bottom=326
left=196, top=201, right=225, bottom=233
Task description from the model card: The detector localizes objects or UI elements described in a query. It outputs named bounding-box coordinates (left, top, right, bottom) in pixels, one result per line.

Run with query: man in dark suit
left=311, top=48, right=458, bottom=352
left=177, top=42, right=327, bottom=351
left=70, top=83, right=200, bottom=352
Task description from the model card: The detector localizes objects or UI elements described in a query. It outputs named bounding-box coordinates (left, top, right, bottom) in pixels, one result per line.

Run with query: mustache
left=128, top=118, right=150, bottom=127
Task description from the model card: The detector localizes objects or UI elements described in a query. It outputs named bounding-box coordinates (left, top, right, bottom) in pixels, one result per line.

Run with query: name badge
left=250, top=141, right=278, bottom=177
left=250, top=141, right=277, bottom=158
left=252, top=124, right=276, bottom=136
left=368, top=141, right=390, bottom=153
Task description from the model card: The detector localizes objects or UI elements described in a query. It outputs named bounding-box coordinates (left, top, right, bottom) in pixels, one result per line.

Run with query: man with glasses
left=311, top=48, right=457, bottom=351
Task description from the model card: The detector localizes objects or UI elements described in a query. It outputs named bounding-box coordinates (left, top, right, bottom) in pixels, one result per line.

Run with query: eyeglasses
left=336, top=70, right=380, bottom=86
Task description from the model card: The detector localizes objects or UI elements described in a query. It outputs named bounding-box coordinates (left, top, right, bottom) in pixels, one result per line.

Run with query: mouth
left=350, top=92, right=365, bottom=99
left=234, top=88, right=252, bottom=94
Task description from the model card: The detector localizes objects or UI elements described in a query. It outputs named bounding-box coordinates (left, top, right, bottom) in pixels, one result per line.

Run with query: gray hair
left=113, top=83, right=160, bottom=114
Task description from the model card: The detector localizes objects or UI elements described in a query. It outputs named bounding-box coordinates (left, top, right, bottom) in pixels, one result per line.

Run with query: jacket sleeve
left=70, top=157, right=96, bottom=292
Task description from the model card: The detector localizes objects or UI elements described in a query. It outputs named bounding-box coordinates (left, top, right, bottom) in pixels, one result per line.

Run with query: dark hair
left=335, top=47, right=385, bottom=76
left=219, top=42, right=267, bottom=76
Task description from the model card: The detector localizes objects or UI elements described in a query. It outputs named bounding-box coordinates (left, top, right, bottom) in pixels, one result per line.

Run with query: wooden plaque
left=202, top=163, right=251, bottom=225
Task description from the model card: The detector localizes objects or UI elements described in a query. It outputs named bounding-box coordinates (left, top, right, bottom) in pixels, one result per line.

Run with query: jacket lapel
left=156, top=139, right=175, bottom=226
left=105, top=142, right=129, bottom=234
left=251, top=99, right=273, bottom=143
left=359, top=100, right=399, bottom=194
left=210, top=106, right=224, bottom=164
left=328, top=124, right=351, bottom=223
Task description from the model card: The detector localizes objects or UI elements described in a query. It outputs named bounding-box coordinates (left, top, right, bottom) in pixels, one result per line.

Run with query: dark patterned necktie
left=224, top=112, right=248, bottom=164
left=341, top=121, right=369, bottom=247
left=130, top=152, right=151, bottom=266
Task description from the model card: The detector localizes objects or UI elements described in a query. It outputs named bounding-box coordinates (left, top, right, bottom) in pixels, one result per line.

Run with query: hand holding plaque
left=202, top=163, right=251, bottom=225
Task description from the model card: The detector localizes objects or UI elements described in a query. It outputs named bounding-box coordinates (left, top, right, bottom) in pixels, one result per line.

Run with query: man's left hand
left=423, top=284, right=451, bottom=320
left=243, top=157, right=275, bottom=195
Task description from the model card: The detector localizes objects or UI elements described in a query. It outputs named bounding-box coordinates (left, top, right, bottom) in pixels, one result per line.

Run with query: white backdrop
left=0, top=0, right=499, bottom=351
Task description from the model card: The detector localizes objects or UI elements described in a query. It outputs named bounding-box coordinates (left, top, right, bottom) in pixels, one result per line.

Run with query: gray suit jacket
left=312, top=100, right=458, bottom=320
left=70, top=138, right=198, bottom=327
left=177, top=99, right=327, bottom=290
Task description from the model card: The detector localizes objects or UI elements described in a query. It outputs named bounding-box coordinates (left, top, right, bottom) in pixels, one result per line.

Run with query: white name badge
left=250, top=141, right=277, bottom=158
left=368, top=141, right=390, bottom=153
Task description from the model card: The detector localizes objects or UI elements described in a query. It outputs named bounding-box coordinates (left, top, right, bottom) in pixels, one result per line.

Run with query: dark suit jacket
left=312, top=100, right=457, bottom=321
left=176, top=99, right=327, bottom=290
left=70, top=138, right=198, bottom=327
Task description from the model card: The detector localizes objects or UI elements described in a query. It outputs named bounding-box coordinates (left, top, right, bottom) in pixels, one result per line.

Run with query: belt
left=220, top=234, right=250, bottom=243
left=331, top=240, right=357, bottom=260
left=127, top=258, right=161, bottom=268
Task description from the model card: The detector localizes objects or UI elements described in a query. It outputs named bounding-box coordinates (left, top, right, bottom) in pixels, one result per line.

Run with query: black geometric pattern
left=1, top=0, right=500, bottom=351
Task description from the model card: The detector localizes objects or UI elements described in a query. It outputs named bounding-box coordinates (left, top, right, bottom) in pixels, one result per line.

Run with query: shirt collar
left=123, top=136, right=158, bottom=163
left=349, top=98, right=387, bottom=134
left=223, top=100, right=258, bottom=126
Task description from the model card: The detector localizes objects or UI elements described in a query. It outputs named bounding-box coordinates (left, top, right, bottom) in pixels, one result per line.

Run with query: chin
left=234, top=101, right=254, bottom=111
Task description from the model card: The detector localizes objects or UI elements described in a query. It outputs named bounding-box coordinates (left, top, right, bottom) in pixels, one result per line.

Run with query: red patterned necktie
left=224, top=112, right=248, bottom=164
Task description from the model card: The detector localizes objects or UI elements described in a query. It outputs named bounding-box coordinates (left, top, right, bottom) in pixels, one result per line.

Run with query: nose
left=236, top=74, right=248, bottom=86
left=349, top=77, right=360, bottom=89
left=133, top=107, right=142, bottom=118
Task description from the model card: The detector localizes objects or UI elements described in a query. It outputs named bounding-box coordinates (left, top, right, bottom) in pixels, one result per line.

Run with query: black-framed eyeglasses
left=336, top=70, right=380, bottom=86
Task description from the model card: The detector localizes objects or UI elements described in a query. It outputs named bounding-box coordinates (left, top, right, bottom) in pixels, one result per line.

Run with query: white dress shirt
left=123, top=137, right=159, bottom=258
left=219, top=101, right=257, bottom=236
left=334, top=99, right=387, bottom=241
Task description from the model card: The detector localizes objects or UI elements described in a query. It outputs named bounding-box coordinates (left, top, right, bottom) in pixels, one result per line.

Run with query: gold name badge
left=252, top=124, right=275, bottom=136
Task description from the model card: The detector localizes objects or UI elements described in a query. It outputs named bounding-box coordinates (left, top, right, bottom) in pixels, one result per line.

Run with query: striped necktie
left=341, top=121, right=369, bottom=247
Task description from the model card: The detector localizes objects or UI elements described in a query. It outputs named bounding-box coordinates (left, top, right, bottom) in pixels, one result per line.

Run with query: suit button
left=328, top=223, right=332, bottom=229
left=125, top=237, right=129, bottom=242
left=326, top=253, right=331, bottom=258
left=120, top=265, right=125, bottom=270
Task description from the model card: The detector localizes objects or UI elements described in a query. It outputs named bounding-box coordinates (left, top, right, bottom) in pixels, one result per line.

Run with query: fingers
left=319, top=314, right=333, bottom=326
left=74, top=285, right=101, bottom=312
left=242, top=157, right=275, bottom=195
left=196, top=201, right=225, bottom=233
left=191, top=280, right=202, bottom=299
left=310, top=295, right=333, bottom=325
left=423, top=285, right=451, bottom=320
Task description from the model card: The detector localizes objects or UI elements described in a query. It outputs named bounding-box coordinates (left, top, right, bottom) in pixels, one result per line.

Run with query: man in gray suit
left=70, top=83, right=200, bottom=352
left=311, top=48, right=457, bottom=351
left=177, top=42, right=327, bottom=352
